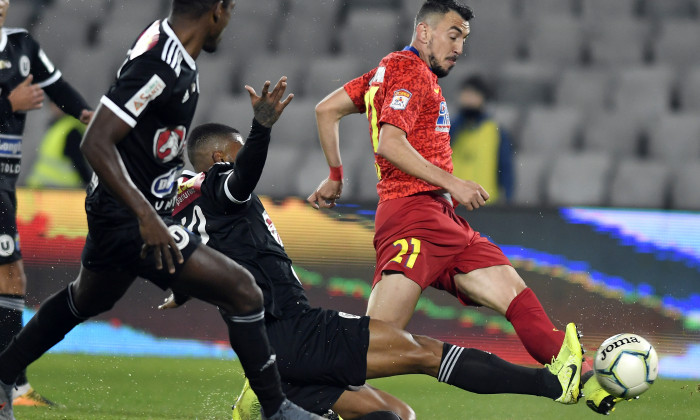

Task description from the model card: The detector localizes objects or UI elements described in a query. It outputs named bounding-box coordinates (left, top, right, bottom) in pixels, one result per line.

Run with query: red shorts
left=373, top=191, right=512, bottom=306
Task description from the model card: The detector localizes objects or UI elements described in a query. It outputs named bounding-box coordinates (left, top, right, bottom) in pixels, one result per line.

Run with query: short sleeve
left=377, top=59, right=428, bottom=135
left=26, top=34, right=61, bottom=88
left=100, top=56, right=175, bottom=127
left=343, top=69, right=375, bottom=113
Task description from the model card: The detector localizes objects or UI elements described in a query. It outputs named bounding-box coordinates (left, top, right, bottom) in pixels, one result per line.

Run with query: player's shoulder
left=2, top=27, right=31, bottom=43
left=127, top=19, right=196, bottom=75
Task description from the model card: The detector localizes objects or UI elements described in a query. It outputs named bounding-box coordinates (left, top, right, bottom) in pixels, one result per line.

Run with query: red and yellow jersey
left=344, top=48, right=453, bottom=203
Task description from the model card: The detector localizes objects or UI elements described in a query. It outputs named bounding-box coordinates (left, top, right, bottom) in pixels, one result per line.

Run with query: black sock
left=220, top=308, right=285, bottom=418
left=0, top=286, right=86, bottom=385
left=438, top=343, right=560, bottom=399
left=355, top=412, right=402, bottom=420
left=0, top=294, right=28, bottom=386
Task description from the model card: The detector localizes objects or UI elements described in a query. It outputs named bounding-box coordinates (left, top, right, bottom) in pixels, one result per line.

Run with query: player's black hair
left=415, top=0, right=475, bottom=27
left=172, top=0, right=232, bottom=18
left=187, top=122, right=241, bottom=164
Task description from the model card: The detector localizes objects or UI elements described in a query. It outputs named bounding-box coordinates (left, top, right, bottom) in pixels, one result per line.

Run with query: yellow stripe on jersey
left=363, top=85, right=382, bottom=180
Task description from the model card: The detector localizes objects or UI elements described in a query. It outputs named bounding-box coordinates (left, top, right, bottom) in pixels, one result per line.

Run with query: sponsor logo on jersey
left=130, top=21, right=161, bottom=60
left=153, top=125, right=186, bottom=163
left=167, top=225, right=190, bottom=250
left=0, top=60, right=11, bottom=70
left=0, top=137, right=21, bottom=158
left=435, top=101, right=450, bottom=132
left=38, top=49, right=55, bottom=74
left=19, top=55, right=30, bottom=77
left=370, top=66, right=385, bottom=84
left=262, top=210, right=283, bottom=246
left=0, top=234, right=15, bottom=257
left=151, top=167, right=179, bottom=198
left=125, top=74, right=166, bottom=117
left=390, top=89, right=412, bottom=110
left=173, top=173, right=204, bottom=214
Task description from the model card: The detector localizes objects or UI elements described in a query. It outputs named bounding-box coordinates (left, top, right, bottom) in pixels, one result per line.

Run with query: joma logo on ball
left=600, top=336, right=640, bottom=360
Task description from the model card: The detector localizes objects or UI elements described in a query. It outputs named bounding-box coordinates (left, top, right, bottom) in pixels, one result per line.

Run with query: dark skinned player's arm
left=225, top=119, right=271, bottom=201
left=80, top=103, right=181, bottom=271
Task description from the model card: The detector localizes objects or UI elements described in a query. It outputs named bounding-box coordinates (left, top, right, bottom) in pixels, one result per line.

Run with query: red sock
left=505, top=288, right=566, bottom=365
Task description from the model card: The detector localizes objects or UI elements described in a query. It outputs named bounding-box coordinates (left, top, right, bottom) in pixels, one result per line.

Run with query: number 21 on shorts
left=390, top=238, right=421, bottom=268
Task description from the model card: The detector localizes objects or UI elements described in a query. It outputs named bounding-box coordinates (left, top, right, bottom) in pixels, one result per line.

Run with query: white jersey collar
left=0, top=29, right=7, bottom=52
left=161, top=19, right=196, bottom=70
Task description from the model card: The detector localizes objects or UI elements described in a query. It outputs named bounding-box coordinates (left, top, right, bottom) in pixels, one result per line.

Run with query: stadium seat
left=585, top=17, right=651, bottom=67
left=236, top=52, right=307, bottom=97
left=338, top=113, right=374, bottom=169
left=106, top=0, right=166, bottom=25
left=17, top=106, right=52, bottom=187
left=554, top=68, right=613, bottom=115
left=463, top=16, right=523, bottom=68
left=651, top=20, right=700, bottom=70
left=670, top=161, right=700, bottom=210
left=610, top=65, right=675, bottom=118
left=546, top=152, right=613, bottom=207
left=303, top=55, right=366, bottom=102
left=512, top=152, right=551, bottom=207
left=198, top=95, right=255, bottom=136
left=351, top=150, right=381, bottom=204
left=276, top=13, right=335, bottom=57
left=488, top=104, right=522, bottom=140
left=257, top=145, right=307, bottom=199
left=581, top=111, right=643, bottom=157
left=294, top=149, right=336, bottom=201
left=579, top=0, right=640, bottom=22
left=609, top=158, right=670, bottom=209
left=4, top=0, right=37, bottom=28
left=495, top=61, right=558, bottom=107
left=31, top=11, right=93, bottom=69
left=641, top=0, right=699, bottom=19
left=60, top=47, right=123, bottom=107
left=516, top=0, right=576, bottom=19
left=194, top=54, right=237, bottom=119
left=215, top=0, right=281, bottom=61
left=464, top=0, right=517, bottom=20
left=338, top=9, right=402, bottom=68
left=523, top=14, right=585, bottom=65
left=519, top=106, right=583, bottom=154
left=268, top=98, right=319, bottom=149
left=677, top=66, right=700, bottom=111
left=646, top=113, right=700, bottom=163
left=435, top=61, right=490, bottom=106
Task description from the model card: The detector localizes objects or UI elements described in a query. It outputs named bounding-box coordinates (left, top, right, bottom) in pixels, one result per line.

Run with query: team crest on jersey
left=262, top=210, right=283, bottom=247
left=390, top=89, right=412, bottom=110
left=19, top=56, right=30, bottom=77
left=153, top=125, right=186, bottom=163
left=126, top=74, right=166, bottom=117
left=151, top=167, right=180, bottom=198
left=435, top=101, right=450, bottom=132
left=0, top=234, right=15, bottom=257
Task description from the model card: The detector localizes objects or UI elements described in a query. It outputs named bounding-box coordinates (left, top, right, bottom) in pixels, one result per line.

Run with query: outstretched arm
left=307, top=87, right=360, bottom=209
left=225, top=77, right=294, bottom=201
left=80, top=105, right=182, bottom=272
left=377, top=123, right=489, bottom=210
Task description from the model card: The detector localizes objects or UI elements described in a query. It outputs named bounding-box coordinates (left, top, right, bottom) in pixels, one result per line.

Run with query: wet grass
left=14, top=354, right=700, bottom=419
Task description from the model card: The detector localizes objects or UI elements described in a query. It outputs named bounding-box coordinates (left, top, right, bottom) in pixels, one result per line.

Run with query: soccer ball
left=593, top=333, right=659, bottom=399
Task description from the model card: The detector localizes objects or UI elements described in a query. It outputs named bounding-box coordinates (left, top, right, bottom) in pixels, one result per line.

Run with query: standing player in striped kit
left=0, top=0, right=92, bottom=407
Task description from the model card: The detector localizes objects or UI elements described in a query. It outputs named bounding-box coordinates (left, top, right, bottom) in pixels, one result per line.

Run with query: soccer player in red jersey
left=308, top=0, right=617, bottom=414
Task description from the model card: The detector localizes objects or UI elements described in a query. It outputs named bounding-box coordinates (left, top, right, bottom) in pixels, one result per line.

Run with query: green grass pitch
left=14, top=354, right=700, bottom=419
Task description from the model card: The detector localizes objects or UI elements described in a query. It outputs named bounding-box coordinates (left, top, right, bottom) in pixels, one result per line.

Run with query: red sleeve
left=378, top=59, right=428, bottom=135
left=343, top=69, right=376, bottom=113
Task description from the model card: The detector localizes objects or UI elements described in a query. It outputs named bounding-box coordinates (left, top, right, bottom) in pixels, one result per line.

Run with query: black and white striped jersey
left=0, top=27, right=62, bottom=191
left=87, top=19, right=199, bottom=225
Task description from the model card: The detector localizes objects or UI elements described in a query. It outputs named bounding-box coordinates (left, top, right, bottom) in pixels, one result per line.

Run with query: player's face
left=203, top=0, right=235, bottom=53
left=427, top=11, right=469, bottom=78
left=0, top=1, right=10, bottom=28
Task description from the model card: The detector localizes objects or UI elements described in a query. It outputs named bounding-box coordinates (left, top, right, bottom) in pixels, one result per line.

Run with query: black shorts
left=0, top=190, right=21, bottom=265
left=266, top=307, right=371, bottom=414
left=81, top=216, right=201, bottom=289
